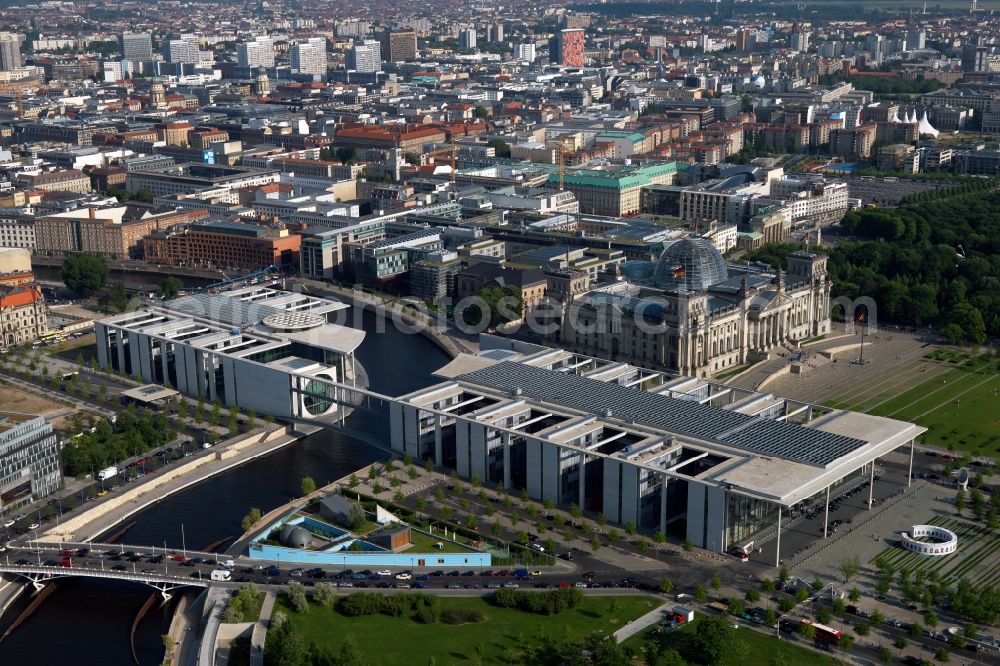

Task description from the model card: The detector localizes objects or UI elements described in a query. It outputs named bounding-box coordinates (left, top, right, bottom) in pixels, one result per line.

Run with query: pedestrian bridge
left=0, top=564, right=211, bottom=600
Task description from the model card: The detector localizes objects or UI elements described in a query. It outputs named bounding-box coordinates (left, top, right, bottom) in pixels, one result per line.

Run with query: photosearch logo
left=833, top=296, right=879, bottom=334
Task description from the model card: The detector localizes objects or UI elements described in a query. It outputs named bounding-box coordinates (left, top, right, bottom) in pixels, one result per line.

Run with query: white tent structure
left=918, top=110, right=939, bottom=137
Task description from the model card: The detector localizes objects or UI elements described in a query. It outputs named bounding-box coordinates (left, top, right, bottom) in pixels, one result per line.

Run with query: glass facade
left=725, top=492, right=778, bottom=549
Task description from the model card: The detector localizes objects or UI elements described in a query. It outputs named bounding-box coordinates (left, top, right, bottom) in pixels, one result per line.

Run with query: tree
left=486, top=139, right=511, bottom=158
left=849, top=587, right=861, bottom=602
left=300, top=476, right=316, bottom=496
left=854, top=622, right=870, bottom=637
left=779, top=565, right=790, bottom=583
left=934, top=647, right=950, bottom=663
left=687, top=615, right=736, bottom=666
left=727, top=598, right=743, bottom=616
left=710, top=573, right=722, bottom=591
left=694, top=586, right=708, bottom=603
left=839, top=555, right=860, bottom=582
left=894, top=635, right=908, bottom=655
left=682, top=537, right=693, bottom=552
left=659, top=578, right=675, bottom=594
left=833, top=598, right=845, bottom=615
left=745, top=588, right=760, bottom=605
left=162, top=634, right=176, bottom=661
left=61, top=253, right=109, bottom=296
left=241, top=507, right=262, bottom=531
left=287, top=581, right=309, bottom=613
left=590, top=536, right=601, bottom=554
left=798, top=622, right=816, bottom=641
left=925, top=610, right=938, bottom=628
left=158, top=276, right=183, bottom=300
left=347, top=501, right=366, bottom=530
left=653, top=530, right=666, bottom=555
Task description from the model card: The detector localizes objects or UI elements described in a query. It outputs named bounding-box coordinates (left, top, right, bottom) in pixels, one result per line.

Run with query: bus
left=804, top=620, right=842, bottom=647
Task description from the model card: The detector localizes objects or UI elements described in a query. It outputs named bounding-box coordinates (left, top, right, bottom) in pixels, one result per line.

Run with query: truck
left=210, top=569, right=232, bottom=582
left=97, top=466, right=118, bottom=482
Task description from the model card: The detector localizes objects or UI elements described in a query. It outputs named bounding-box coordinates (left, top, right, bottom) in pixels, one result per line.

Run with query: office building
left=120, top=32, right=153, bottom=63
left=379, top=29, right=417, bottom=63
left=237, top=36, right=275, bottom=69
left=460, top=28, right=477, bottom=50
left=346, top=40, right=382, bottom=73
left=549, top=28, right=585, bottom=67
left=0, top=412, right=60, bottom=511
left=516, top=43, right=536, bottom=62
left=489, top=22, right=505, bottom=43
left=551, top=162, right=678, bottom=217
left=0, top=33, right=21, bottom=71
left=34, top=206, right=209, bottom=259
left=391, top=345, right=923, bottom=556
left=789, top=25, right=810, bottom=53
left=96, top=287, right=364, bottom=420
left=144, top=220, right=302, bottom=271
left=291, top=37, right=327, bottom=77
left=125, top=163, right=279, bottom=197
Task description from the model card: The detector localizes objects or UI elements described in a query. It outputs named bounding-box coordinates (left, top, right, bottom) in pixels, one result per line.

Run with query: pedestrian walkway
left=250, top=591, right=277, bottom=666
left=613, top=602, right=670, bottom=643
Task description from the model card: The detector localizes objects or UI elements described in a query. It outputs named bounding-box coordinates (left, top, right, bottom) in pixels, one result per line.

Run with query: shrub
left=440, top=608, right=486, bottom=625
left=489, top=588, right=584, bottom=615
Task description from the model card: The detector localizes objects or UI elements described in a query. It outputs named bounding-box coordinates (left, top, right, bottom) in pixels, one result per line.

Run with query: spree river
left=0, top=306, right=451, bottom=665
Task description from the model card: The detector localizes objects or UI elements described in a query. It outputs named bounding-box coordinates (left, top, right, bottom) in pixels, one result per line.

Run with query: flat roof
left=121, top=384, right=179, bottom=403
left=457, top=361, right=867, bottom=467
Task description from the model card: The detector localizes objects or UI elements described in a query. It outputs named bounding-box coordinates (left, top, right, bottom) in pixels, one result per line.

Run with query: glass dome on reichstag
left=651, top=237, right=728, bottom=291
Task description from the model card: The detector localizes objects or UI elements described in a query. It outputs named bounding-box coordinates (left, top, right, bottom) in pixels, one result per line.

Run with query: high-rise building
left=120, top=32, right=153, bottom=63
left=516, top=43, right=536, bottom=62
left=291, top=37, right=327, bottom=77
left=460, top=28, right=477, bottom=50
left=789, top=25, right=811, bottom=53
left=549, top=28, right=585, bottom=67
left=905, top=30, right=926, bottom=51
left=961, top=43, right=991, bottom=73
left=489, top=22, right=505, bottom=43
left=736, top=29, right=751, bottom=52
left=237, top=36, right=275, bottom=69
left=347, top=39, right=382, bottom=73
left=379, top=29, right=417, bottom=63
left=164, top=38, right=198, bottom=64
left=0, top=33, right=21, bottom=71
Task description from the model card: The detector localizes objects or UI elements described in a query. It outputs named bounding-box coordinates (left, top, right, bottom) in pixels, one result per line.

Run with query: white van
left=210, top=569, right=232, bottom=581
left=221, top=559, right=235, bottom=569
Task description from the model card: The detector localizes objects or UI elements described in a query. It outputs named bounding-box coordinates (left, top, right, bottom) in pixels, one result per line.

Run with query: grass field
left=825, top=351, right=1000, bottom=456
left=625, top=616, right=838, bottom=666
left=870, top=515, right=1000, bottom=588
left=275, top=593, right=659, bottom=664
left=407, top=528, right=478, bottom=553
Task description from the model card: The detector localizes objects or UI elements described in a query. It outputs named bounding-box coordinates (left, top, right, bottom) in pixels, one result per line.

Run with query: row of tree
left=746, top=184, right=1000, bottom=344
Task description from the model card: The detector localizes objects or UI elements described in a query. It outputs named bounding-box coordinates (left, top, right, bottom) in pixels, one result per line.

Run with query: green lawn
left=275, top=594, right=659, bottom=665
left=627, top=616, right=838, bottom=666
left=827, top=353, right=1000, bottom=457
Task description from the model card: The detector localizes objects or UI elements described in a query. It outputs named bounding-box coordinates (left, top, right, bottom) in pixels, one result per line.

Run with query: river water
left=0, top=306, right=451, bottom=665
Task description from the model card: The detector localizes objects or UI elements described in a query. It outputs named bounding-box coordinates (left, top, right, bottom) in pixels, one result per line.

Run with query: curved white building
left=901, top=524, right=957, bottom=556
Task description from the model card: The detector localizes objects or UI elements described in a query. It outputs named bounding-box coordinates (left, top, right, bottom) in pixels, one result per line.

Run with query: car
left=376, top=569, right=392, bottom=576
left=447, top=570, right=461, bottom=576
left=265, top=566, right=280, bottom=577
left=530, top=570, right=542, bottom=577
left=204, top=559, right=217, bottom=566
left=395, top=572, right=411, bottom=580
left=96, top=490, right=108, bottom=497
left=61, top=550, right=73, bottom=557
left=142, top=568, right=157, bottom=574
left=503, top=582, right=519, bottom=588
left=369, top=574, right=382, bottom=581
left=2, top=519, right=14, bottom=528
left=394, top=583, right=411, bottom=589
left=574, top=581, right=588, bottom=588
left=462, top=570, right=475, bottom=577
left=416, top=574, right=429, bottom=582
left=495, top=570, right=510, bottom=577
left=27, top=523, right=39, bottom=530
left=377, top=582, right=391, bottom=589
left=172, top=555, right=187, bottom=562
left=430, top=570, right=444, bottom=577
left=534, top=583, right=550, bottom=589
left=337, top=582, right=354, bottom=588
left=486, top=583, right=502, bottom=589
left=290, top=569, right=304, bottom=578
left=581, top=571, right=597, bottom=579
left=481, top=570, right=493, bottom=577
left=15, top=559, right=29, bottom=565
left=465, top=583, right=480, bottom=589
left=59, top=559, right=73, bottom=568
left=112, top=564, right=127, bottom=571
left=76, top=548, right=90, bottom=557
